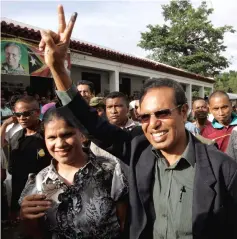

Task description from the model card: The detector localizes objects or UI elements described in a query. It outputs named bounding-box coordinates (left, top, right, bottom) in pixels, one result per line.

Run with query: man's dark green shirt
left=152, top=133, right=195, bottom=239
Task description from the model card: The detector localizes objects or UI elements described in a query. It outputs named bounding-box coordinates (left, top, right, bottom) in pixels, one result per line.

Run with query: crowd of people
left=1, top=5, right=237, bottom=239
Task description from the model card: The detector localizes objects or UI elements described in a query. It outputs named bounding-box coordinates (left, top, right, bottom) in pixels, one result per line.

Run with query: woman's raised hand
left=39, top=5, right=77, bottom=70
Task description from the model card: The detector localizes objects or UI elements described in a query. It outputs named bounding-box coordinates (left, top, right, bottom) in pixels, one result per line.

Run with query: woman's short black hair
left=139, top=78, right=187, bottom=106
left=42, top=107, right=77, bottom=129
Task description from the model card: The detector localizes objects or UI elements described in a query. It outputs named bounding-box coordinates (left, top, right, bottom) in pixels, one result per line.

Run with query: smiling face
left=5, top=45, right=21, bottom=69
left=44, top=118, right=84, bottom=165
left=140, top=87, right=188, bottom=154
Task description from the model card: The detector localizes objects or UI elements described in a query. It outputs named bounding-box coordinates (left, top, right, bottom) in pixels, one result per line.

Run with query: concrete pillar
left=199, top=86, right=205, bottom=98
left=185, top=84, right=192, bottom=108
left=109, top=70, right=119, bottom=92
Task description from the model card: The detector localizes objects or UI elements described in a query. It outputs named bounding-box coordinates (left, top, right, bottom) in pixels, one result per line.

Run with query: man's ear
left=181, top=104, right=189, bottom=121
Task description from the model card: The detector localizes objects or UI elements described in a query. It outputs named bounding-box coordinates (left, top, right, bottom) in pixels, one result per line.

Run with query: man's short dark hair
left=4, top=43, right=21, bottom=55
left=139, top=78, right=187, bottom=107
left=192, top=97, right=206, bottom=107
left=105, top=91, right=129, bottom=107
left=14, top=96, right=39, bottom=109
left=208, top=90, right=230, bottom=104
left=77, top=80, right=95, bottom=94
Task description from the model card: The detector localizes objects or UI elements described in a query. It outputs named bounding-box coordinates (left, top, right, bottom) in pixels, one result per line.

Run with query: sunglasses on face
left=13, top=109, right=37, bottom=118
left=139, top=105, right=182, bottom=123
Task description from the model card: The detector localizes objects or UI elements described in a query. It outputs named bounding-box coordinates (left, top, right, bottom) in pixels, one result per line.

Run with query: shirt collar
left=43, top=150, right=100, bottom=183
left=152, top=131, right=195, bottom=168
left=122, top=118, right=135, bottom=129
left=18, top=123, right=43, bottom=141
left=212, top=113, right=237, bottom=129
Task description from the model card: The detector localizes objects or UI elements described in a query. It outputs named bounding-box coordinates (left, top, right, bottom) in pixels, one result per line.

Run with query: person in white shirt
left=1, top=97, right=12, bottom=123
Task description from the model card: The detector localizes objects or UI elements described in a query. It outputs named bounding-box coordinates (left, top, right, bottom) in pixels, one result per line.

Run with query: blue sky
left=2, top=0, right=237, bottom=72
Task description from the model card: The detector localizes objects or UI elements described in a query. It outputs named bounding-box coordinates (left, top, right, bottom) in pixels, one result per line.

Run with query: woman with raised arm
left=19, top=107, right=128, bottom=238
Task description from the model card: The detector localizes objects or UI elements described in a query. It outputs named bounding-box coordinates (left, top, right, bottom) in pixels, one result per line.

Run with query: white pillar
left=185, top=84, right=192, bottom=108
left=199, top=86, right=205, bottom=98
left=109, top=70, right=119, bottom=92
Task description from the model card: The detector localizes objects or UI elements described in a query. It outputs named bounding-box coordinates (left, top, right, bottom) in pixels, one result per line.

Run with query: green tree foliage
left=215, top=71, right=237, bottom=93
left=138, top=0, right=235, bottom=77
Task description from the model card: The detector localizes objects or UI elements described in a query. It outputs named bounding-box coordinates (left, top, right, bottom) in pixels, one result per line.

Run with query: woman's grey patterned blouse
left=19, top=152, right=128, bottom=239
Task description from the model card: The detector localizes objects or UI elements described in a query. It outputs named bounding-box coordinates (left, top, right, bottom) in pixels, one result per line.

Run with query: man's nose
left=80, top=91, right=86, bottom=97
left=149, top=114, right=162, bottom=128
left=218, top=108, right=224, bottom=115
left=111, top=107, right=117, bottom=113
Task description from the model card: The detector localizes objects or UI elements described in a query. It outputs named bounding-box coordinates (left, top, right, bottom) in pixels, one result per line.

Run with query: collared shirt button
left=162, top=213, right=167, bottom=218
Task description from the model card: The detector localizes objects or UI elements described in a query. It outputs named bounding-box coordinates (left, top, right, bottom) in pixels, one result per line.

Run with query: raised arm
left=39, top=5, right=133, bottom=162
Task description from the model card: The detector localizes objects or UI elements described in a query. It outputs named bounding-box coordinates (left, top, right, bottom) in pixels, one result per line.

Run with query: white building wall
left=70, top=51, right=214, bottom=104
left=70, top=65, right=110, bottom=95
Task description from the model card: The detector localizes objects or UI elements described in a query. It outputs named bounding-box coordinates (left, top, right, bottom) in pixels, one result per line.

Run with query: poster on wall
left=1, top=38, right=71, bottom=77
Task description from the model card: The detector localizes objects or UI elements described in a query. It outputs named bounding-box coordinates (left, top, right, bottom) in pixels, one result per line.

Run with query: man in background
left=192, top=97, right=211, bottom=134
left=105, top=91, right=139, bottom=131
left=129, top=100, right=140, bottom=123
left=202, top=91, right=237, bottom=152
left=1, top=96, right=51, bottom=218
left=89, top=97, right=106, bottom=118
left=77, top=80, right=95, bottom=103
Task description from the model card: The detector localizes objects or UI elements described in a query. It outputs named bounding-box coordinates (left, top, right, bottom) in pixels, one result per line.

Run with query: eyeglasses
left=139, top=105, right=182, bottom=123
left=13, top=109, right=37, bottom=118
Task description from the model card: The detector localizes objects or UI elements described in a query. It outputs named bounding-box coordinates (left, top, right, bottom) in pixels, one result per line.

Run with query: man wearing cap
left=90, top=97, right=106, bottom=119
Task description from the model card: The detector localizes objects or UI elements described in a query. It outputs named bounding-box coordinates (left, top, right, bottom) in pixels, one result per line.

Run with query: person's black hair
left=208, top=90, right=230, bottom=104
left=139, top=78, right=187, bottom=107
left=105, top=91, right=129, bottom=107
left=14, top=96, right=39, bottom=109
left=77, top=80, right=95, bottom=94
left=192, top=97, right=206, bottom=107
left=42, top=107, right=77, bottom=129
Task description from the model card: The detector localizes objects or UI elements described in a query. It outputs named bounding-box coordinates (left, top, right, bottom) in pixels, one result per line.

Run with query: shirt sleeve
left=55, top=84, right=78, bottom=106
left=111, top=162, right=128, bottom=202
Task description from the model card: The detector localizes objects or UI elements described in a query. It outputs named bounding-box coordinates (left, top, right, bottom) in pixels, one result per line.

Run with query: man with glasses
left=1, top=96, right=51, bottom=219
left=32, top=6, right=237, bottom=238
